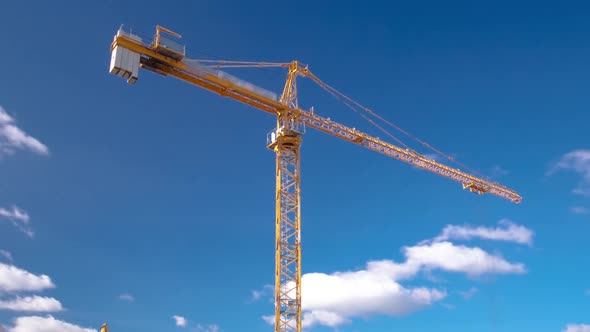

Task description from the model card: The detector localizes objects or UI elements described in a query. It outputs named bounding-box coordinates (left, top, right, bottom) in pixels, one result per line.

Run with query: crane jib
left=110, top=30, right=521, bottom=204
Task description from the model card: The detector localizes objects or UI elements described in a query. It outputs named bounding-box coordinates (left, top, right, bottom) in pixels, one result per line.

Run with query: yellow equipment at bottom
left=99, top=323, right=109, bottom=332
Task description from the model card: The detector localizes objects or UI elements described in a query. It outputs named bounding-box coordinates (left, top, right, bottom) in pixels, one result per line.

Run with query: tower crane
left=108, top=25, right=521, bottom=332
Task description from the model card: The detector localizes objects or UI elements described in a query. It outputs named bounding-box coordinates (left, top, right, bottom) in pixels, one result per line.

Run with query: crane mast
left=108, top=26, right=522, bottom=332
left=269, top=62, right=304, bottom=331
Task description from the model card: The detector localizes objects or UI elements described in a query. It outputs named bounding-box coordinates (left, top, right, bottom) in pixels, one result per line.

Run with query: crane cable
left=318, top=83, right=411, bottom=150
left=304, top=69, right=492, bottom=181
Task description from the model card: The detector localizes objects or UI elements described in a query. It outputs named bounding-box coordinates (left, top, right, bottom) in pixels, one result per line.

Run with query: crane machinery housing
left=108, top=25, right=522, bottom=332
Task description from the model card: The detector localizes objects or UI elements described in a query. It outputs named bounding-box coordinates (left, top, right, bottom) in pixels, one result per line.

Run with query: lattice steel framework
left=269, top=62, right=303, bottom=332
left=271, top=134, right=302, bottom=332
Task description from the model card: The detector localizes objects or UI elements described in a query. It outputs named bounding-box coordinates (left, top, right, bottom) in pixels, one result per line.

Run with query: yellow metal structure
left=99, top=323, right=109, bottom=332
left=108, top=26, right=522, bottom=332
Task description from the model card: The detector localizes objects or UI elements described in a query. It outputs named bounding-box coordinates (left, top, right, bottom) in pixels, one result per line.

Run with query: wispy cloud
left=260, top=221, right=529, bottom=329
left=0, top=250, right=13, bottom=262
left=3, top=315, right=95, bottom=332
left=0, top=106, right=49, bottom=157
left=458, top=287, right=478, bottom=300
left=430, top=219, right=534, bottom=245
left=490, top=165, right=509, bottom=177
left=0, top=206, right=33, bottom=238
left=548, top=149, right=590, bottom=196
left=172, top=315, right=187, bottom=327
left=195, top=324, right=220, bottom=332
left=570, top=206, right=589, bottom=215
left=0, top=263, right=55, bottom=293
left=118, top=294, right=134, bottom=302
left=251, top=284, right=273, bottom=302
left=563, top=324, right=590, bottom=332
left=0, top=296, right=63, bottom=312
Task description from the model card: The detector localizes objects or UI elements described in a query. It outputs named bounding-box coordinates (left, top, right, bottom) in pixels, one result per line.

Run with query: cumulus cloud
left=195, top=324, right=220, bottom=332
left=261, top=221, right=529, bottom=328
left=3, top=315, right=95, bottom=332
left=0, top=263, right=55, bottom=293
left=403, top=241, right=526, bottom=276
left=118, top=294, right=134, bottom=302
left=268, top=241, right=522, bottom=328
left=0, top=250, right=13, bottom=262
left=172, top=315, right=187, bottom=327
left=300, top=267, right=445, bottom=325
left=563, top=324, right=590, bottom=332
left=548, top=149, right=590, bottom=195
left=0, top=106, right=49, bottom=157
left=431, top=219, right=533, bottom=245
left=0, top=296, right=63, bottom=312
left=302, top=311, right=348, bottom=328
left=0, top=206, right=33, bottom=238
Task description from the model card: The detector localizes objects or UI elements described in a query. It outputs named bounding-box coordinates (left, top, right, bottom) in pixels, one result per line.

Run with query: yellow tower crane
left=108, top=25, right=521, bottom=332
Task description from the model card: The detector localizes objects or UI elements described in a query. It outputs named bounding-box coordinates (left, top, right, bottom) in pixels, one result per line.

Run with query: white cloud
left=0, top=207, right=29, bottom=222
left=403, top=241, right=526, bottom=276
left=261, top=223, right=529, bottom=328
left=172, top=315, right=187, bottom=327
left=302, top=311, right=349, bottom=328
left=0, top=206, right=33, bottom=238
left=0, top=263, right=55, bottom=293
left=570, top=206, right=589, bottom=215
left=458, top=287, right=478, bottom=299
left=431, top=219, right=533, bottom=245
left=0, top=106, right=49, bottom=157
left=251, top=290, right=264, bottom=301
left=300, top=267, right=446, bottom=325
left=3, top=315, right=95, bottom=332
left=251, top=284, right=273, bottom=302
left=261, top=315, right=274, bottom=325
left=195, top=324, right=220, bottom=332
left=118, top=294, right=134, bottom=302
left=563, top=324, right=590, bottom=332
left=548, top=149, right=590, bottom=195
left=0, top=250, right=13, bottom=262
left=0, top=296, right=63, bottom=312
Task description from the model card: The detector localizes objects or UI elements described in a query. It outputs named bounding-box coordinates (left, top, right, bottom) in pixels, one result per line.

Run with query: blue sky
left=0, top=1, right=589, bottom=331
